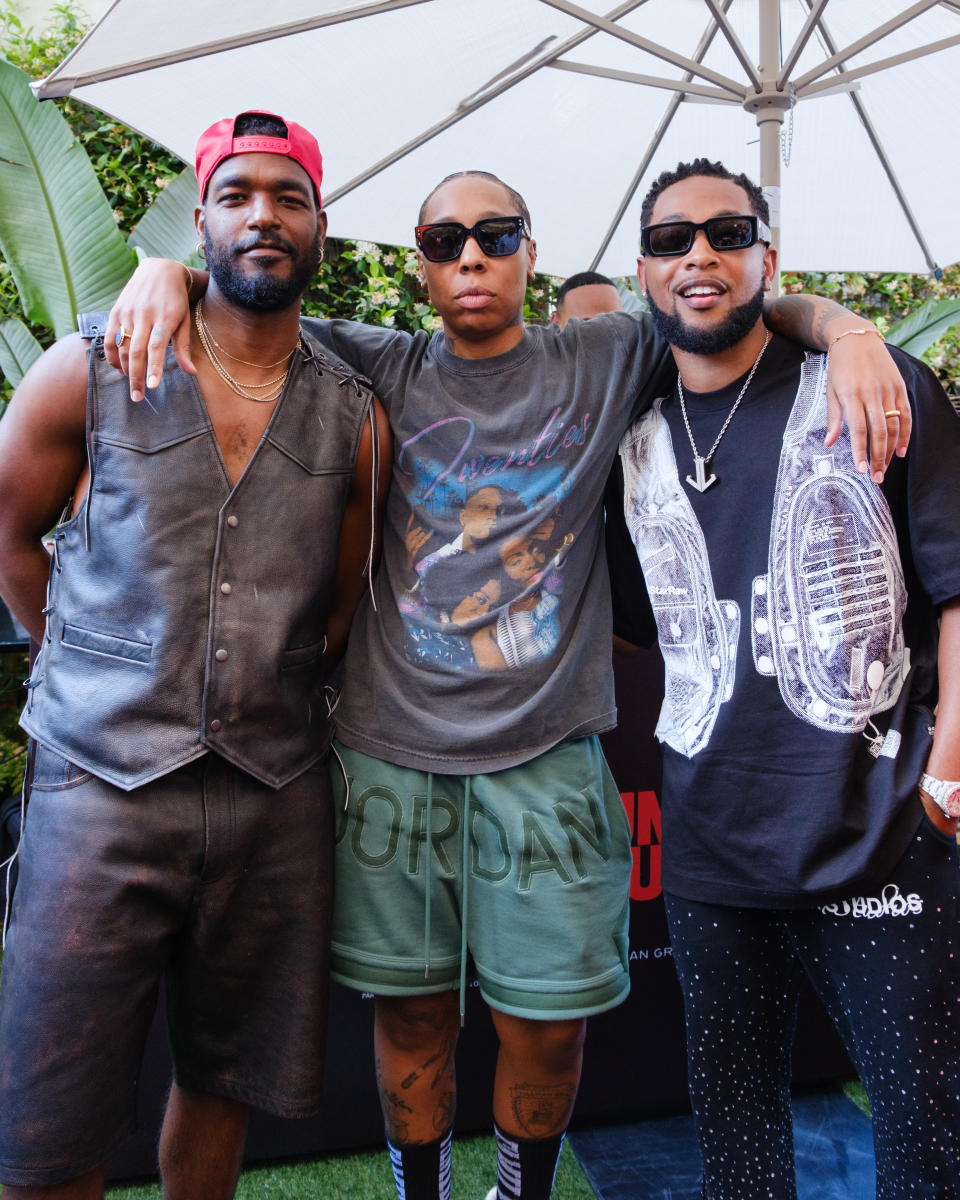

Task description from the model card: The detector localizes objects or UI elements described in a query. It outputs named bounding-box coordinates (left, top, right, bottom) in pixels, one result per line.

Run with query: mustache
left=233, top=235, right=297, bottom=256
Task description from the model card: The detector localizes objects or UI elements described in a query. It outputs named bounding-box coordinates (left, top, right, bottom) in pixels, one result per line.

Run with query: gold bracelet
left=828, top=327, right=884, bottom=350
left=182, top=262, right=194, bottom=297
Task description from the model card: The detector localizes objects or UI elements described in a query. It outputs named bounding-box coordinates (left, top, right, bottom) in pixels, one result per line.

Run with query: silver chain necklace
left=677, top=331, right=771, bottom=492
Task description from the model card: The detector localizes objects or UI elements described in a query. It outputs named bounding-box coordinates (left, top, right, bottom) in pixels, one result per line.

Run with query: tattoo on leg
left=429, top=1032, right=457, bottom=1090
left=509, top=1082, right=576, bottom=1138
left=434, top=1087, right=456, bottom=1132
left=382, top=1088, right=415, bottom=1117
left=386, top=1115, right=410, bottom=1143
left=401, top=1034, right=455, bottom=1092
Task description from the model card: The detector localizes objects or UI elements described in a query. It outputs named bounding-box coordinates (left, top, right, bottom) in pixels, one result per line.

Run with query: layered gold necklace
left=194, top=298, right=301, bottom=402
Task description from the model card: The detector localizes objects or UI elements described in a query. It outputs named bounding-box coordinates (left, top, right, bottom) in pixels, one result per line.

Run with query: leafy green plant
left=783, top=266, right=960, bottom=401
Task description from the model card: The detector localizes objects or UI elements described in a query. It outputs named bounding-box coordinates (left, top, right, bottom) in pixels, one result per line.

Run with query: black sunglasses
left=640, top=214, right=771, bottom=258
left=415, top=216, right=528, bottom=263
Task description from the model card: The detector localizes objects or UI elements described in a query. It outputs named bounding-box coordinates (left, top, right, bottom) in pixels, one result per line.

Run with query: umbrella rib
left=702, top=0, right=762, bottom=90
left=792, top=0, right=943, bottom=91
left=586, top=0, right=736, bottom=272
left=801, top=2, right=939, bottom=273
left=324, top=0, right=653, bottom=207
left=777, top=0, right=830, bottom=88
left=548, top=59, right=739, bottom=103
left=537, top=0, right=747, bottom=98
left=36, top=0, right=431, bottom=97
left=799, top=31, right=960, bottom=98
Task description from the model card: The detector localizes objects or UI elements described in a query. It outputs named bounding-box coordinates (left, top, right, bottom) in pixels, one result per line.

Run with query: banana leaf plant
left=884, top=299, right=960, bottom=359
left=0, top=56, right=198, bottom=392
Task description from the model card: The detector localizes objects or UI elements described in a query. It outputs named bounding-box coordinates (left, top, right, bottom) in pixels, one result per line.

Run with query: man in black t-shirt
left=614, top=158, right=960, bottom=1199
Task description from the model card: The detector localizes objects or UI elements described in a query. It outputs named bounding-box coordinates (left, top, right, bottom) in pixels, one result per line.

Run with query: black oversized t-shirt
left=614, top=335, right=960, bottom=907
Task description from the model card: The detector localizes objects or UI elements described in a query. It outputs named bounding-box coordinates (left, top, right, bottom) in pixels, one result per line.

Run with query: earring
left=318, top=246, right=325, bottom=266
left=196, top=241, right=206, bottom=259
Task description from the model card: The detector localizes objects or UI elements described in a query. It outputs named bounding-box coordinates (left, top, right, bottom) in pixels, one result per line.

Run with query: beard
left=646, top=282, right=766, bottom=355
left=205, top=229, right=319, bottom=312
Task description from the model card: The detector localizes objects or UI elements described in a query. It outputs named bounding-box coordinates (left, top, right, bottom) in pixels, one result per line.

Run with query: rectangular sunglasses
left=415, top=216, right=527, bottom=263
left=641, top=214, right=771, bottom=258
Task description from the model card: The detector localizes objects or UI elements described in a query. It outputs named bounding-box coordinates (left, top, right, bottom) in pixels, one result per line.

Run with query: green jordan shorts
left=330, top=735, right=632, bottom=1020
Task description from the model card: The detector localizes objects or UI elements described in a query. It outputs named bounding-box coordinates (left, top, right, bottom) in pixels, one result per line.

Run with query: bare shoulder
left=0, top=333, right=90, bottom=449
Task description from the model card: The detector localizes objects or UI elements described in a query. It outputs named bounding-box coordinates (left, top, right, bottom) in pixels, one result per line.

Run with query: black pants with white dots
left=664, top=818, right=960, bottom=1200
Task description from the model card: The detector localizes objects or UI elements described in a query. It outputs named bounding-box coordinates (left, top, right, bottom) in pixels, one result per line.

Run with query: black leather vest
left=23, top=316, right=373, bottom=790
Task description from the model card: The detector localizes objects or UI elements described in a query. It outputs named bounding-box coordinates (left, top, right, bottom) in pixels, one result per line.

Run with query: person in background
left=550, top=270, right=623, bottom=328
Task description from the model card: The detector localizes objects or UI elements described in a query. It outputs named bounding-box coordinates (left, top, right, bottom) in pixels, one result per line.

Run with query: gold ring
left=883, top=408, right=901, bottom=418
left=115, top=324, right=128, bottom=348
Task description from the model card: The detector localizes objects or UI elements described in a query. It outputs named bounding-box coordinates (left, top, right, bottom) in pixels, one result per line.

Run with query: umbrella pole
left=751, top=0, right=786, bottom=296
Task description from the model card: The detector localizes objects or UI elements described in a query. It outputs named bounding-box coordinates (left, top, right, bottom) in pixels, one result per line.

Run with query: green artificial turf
left=106, top=1133, right=597, bottom=1199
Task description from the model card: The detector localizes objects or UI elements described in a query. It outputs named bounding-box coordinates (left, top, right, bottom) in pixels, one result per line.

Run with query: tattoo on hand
left=510, top=1082, right=576, bottom=1138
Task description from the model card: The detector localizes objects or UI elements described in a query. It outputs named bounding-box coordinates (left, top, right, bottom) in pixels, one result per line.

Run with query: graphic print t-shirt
left=306, top=314, right=672, bottom=773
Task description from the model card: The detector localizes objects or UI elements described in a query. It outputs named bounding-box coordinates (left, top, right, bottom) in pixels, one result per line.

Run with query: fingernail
left=897, top=446, right=907, bottom=457
left=873, top=470, right=884, bottom=484
left=147, top=374, right=158, bottom=389
left=857, top=460, right=868, bottom=474
left=132, top=391, right=143, bottom=404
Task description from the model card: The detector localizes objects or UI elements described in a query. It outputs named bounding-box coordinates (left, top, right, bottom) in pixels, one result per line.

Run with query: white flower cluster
left=353, top=241, right=382, bottom=261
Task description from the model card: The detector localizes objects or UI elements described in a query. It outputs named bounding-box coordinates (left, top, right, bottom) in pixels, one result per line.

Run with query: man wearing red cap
left=0, top=111, right=389, bottom=1200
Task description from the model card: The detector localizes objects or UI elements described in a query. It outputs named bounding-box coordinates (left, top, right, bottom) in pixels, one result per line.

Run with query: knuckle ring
left=883, top=409, right=901, bottom=418
left=115, top=324, right=128, bottom=348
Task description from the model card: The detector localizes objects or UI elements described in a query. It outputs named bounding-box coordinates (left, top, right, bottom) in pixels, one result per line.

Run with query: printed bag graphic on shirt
left=620, top=354, right=909, bottom=757
left=620, top=402, right=739, bottom=757
left=754, top=353, right=909, bottom=731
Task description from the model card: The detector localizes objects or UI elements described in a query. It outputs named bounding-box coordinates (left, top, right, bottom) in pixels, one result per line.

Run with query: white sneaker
left=483, top=1188, right=498, bottom=1200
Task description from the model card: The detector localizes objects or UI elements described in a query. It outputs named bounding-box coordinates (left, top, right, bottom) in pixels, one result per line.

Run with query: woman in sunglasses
left=105, top=166, right=907, bottom=1200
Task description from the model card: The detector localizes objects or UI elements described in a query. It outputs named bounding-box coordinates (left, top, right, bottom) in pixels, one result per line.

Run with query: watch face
left=945, top=787, right=960, bottom=819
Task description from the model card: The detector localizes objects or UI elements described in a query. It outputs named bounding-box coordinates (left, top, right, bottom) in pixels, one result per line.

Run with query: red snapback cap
left=195, top=110, right=323, bottom=203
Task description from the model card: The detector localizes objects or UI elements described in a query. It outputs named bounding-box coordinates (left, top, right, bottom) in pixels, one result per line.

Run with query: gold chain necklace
left=194, top=299, right=300, bottom=402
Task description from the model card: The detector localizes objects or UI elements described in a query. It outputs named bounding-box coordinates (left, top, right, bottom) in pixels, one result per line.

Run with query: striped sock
left=387, top=1128, right=453, bottom=1200
left=494, top=1123, right=566, bottom=1200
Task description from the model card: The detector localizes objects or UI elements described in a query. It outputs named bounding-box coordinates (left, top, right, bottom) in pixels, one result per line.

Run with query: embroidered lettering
left=820, top=883, right=922, bottom=918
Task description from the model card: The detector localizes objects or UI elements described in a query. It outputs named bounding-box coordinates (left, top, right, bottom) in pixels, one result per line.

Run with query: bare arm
left=321, top=396, right=392, bottom=675
left=0, top=336, right=90, bottom=641
left=920, top=597, right=960, bottom=836
left=763, top=293, right=910, bottom=481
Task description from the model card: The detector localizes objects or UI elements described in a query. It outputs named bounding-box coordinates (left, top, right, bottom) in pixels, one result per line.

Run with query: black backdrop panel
left=101, top=644, right=850, bottom=1179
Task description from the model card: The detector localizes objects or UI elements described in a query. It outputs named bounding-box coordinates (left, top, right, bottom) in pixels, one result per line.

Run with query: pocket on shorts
left=30, top=742, right=92, bottom=790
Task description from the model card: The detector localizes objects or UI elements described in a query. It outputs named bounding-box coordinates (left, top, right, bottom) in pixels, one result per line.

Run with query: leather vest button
left=220, top=582, right=231, bottom=594
left=215, top=648, right=229, bottom=662
left=226, top=515, right=239, bottom=527
left=210, top=719, right=222, bottom=732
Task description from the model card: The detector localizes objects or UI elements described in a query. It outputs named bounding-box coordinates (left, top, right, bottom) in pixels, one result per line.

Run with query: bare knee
left=375, top=992, right=460, bottom=1053
left=491, top=1012, right=587, bottom=1074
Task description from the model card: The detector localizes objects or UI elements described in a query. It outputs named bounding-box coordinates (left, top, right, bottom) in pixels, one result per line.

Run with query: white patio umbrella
left=35, top=0, right=960, bottom=277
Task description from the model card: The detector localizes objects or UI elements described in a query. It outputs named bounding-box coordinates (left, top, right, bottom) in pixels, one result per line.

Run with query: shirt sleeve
left=895, top=346, right=960, bottom=606
left=300, top=318, right=416, bottom=406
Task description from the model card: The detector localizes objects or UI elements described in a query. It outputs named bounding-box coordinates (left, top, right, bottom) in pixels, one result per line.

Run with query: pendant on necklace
left=686, top=455, right=717, bottom=493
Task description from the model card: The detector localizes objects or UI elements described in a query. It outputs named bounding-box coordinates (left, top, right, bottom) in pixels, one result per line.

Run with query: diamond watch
left=918, top=772, right=960, bottom=819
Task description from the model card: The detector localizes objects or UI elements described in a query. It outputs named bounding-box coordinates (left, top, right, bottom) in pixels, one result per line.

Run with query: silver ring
left=115, top=325, right=128, bottom=348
